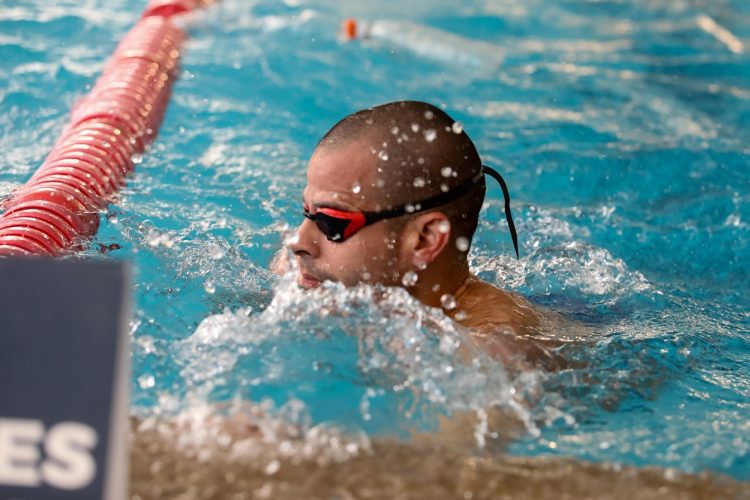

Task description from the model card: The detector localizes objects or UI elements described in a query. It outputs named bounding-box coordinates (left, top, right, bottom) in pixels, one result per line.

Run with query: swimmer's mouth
left=298, top=272, right=323, bottom=289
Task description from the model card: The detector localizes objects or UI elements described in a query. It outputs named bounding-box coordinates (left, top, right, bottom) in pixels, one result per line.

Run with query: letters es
left=0, top=418, right=97, bottom=490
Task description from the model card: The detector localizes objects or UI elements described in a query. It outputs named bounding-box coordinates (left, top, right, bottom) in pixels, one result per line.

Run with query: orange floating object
left=342, top=18, right=358, bottom=40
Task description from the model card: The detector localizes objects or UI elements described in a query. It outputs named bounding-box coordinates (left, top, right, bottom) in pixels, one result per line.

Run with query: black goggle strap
left=482, top=165, right=519, bottom=259
left=362, top=171, right=483, bottom=225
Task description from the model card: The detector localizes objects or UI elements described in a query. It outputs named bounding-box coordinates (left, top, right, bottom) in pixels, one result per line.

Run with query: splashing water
left=2, top=0, right=749, bottom=491
left=176, top=273, right=539, bottom=443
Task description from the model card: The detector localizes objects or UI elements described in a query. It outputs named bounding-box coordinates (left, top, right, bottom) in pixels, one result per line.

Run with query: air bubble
left=451, top=121, right=464, bottom=134
left=456, top=237, right=469, bottom=252
left=413, top=177, right=426, bottom=188
left=378, top=150, right=389, bottom=161
left=424, top=129, right=437, bottom=142
left=401, top=271, right=418, bottom=287
left=440, top=294, right=457, bottom=310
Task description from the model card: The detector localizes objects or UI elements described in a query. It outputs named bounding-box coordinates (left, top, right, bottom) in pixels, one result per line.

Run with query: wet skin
left=289, top=140, right=408, bottom=289
left=281, top=140, right=572, bottom=370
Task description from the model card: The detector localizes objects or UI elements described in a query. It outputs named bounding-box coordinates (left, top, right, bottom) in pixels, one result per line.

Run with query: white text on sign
left=0, top=418, right=97, bottom=490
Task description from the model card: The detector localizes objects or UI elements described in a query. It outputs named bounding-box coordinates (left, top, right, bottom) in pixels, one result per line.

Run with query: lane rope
left=0, top=0, right=217, bottom=256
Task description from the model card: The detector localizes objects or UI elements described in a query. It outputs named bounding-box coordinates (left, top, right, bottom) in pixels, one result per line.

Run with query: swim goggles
left=303, top=165, right=519, bottom=258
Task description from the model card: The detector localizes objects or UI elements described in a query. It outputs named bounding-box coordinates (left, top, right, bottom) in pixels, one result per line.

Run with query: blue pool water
left=1, top=0, right=749, bottom=481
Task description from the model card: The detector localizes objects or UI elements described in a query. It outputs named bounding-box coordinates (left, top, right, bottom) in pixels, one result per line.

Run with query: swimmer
left=274, top=101, right=573, bottom=369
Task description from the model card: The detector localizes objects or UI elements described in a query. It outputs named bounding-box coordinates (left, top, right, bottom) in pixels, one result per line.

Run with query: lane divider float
left=0, top=0, right=216, bottom=256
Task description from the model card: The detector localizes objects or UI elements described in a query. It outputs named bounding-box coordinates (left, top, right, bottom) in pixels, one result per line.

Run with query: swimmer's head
left=289, top=101, right=486, bottom=305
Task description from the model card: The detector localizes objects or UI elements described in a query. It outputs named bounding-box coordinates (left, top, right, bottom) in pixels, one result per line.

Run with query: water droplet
left=285, top=233, right=300, bottom=246
left=454, top=310, right=468, bottom=321
left=424, top=110, right=434, bottom=119
left=440, top=183, right=450, bottom=192
left=391, top=126, right=399, bottom=135
left=411, top=123, right=420, bottom=133
left=441, top=166, right=454, bottom=177
left=432, top=283, right=441, bottom=292
left=439, top=335, right=458, bottom=353
left=440, top=294, right=457, bottom=310
left=451, top=121, right=464, bottom=134
left=424, top=129, right=437, bottom=142
left=413, top=177, right=426, bottom=188
left=438, top=221, right=450, bottom=233
left=131, top=154, right=143, bottom=165
left=138, top=374, right=155, bottom=389
left=417, top=157, right=425, bottom=165
left=136, top=335, right=155, bottom=354
left=264, top=460, right=281, bottom=475
left=401, top=271, right=418, bottom=287
left=146, top=229, right=162, bottom=247
left=378, top=150, right=389, bottom=161
left=352, top=182, right=361, bottom=193
left=204, top=281, right=216, bottom=294
left=375, top=179, right=385, bottom=188
left=456, top=237, right=470, bottom=252
left=405, top=204, right=416, bottom=213
left=208, top=242, right=224, bottom=260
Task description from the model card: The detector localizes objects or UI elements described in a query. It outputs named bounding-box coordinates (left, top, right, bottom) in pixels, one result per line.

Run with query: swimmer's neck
left=409, top=259, right=470, bottom=309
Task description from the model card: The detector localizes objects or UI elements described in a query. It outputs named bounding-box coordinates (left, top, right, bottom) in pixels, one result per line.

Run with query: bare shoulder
left=454, top=275, right=592, bottom=341
left=452, top=275, right=540, bottom=335
left=451, top=276, right=593, bottom=370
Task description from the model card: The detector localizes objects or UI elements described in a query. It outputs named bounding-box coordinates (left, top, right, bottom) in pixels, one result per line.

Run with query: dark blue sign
left=0, top=257, right=129, bottom=500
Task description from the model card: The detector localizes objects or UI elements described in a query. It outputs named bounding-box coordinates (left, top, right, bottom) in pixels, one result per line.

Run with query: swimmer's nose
left=288, top=218, right=320, bottom=258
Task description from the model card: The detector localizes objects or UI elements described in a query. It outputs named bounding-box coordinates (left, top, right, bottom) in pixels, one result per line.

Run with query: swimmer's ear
left=407, top=212, right=451, bottom=268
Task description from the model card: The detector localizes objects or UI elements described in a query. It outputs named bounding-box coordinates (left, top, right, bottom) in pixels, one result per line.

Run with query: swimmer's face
left=289, top=141, right=408, bottom=288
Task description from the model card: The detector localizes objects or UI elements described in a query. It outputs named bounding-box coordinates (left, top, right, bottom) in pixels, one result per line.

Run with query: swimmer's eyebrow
left=306, top=200, right=354, bottom=211
left=302, top=191, right=356, bottom=211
